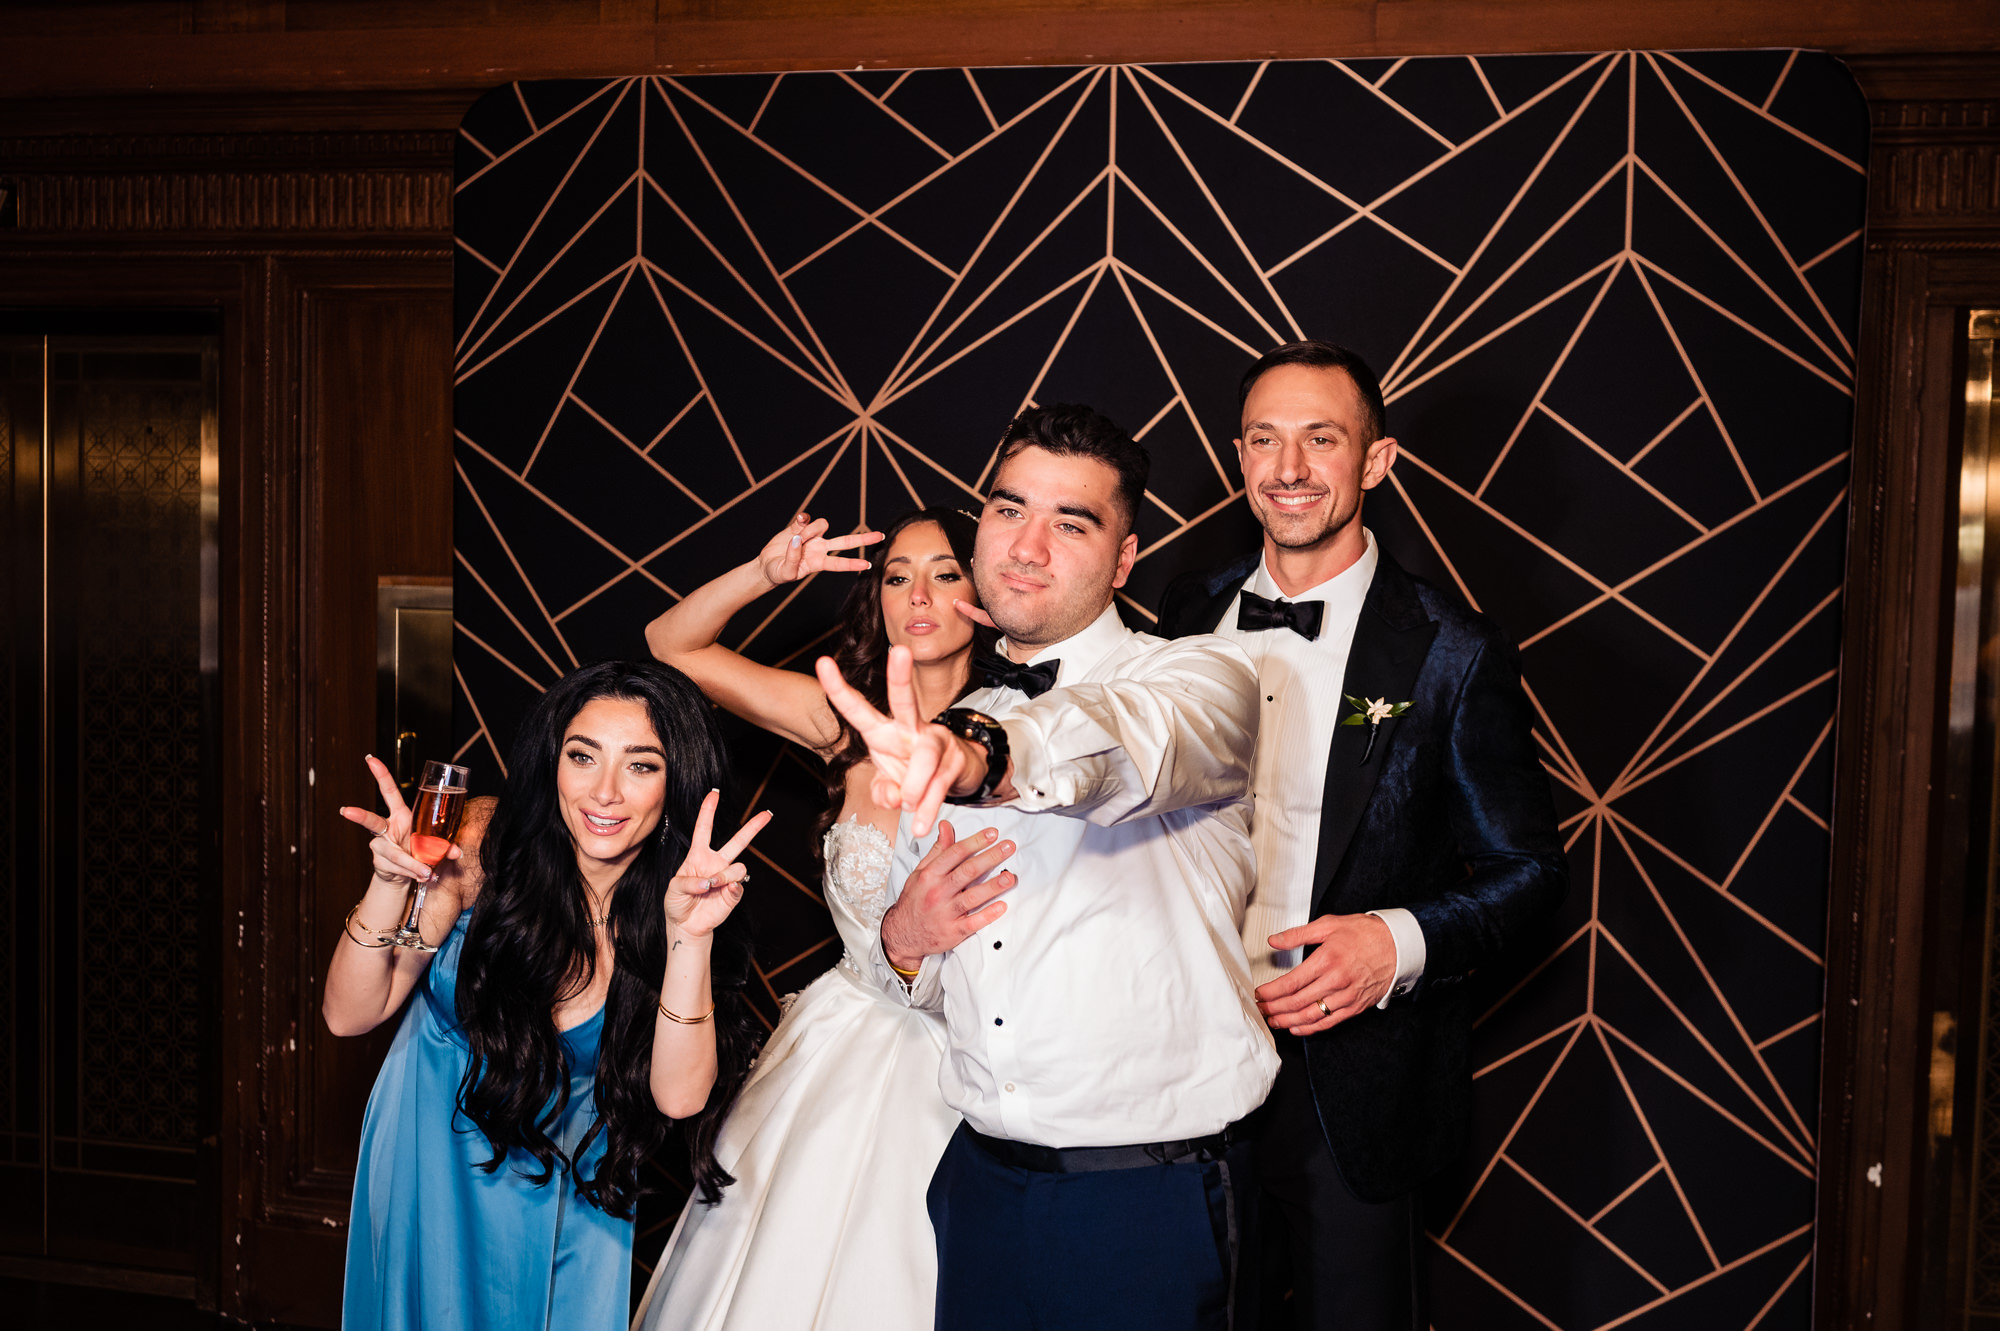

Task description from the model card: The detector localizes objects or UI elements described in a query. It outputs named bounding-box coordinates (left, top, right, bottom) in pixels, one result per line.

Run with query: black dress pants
left=1250, top=1036, right=1425, bottom=1331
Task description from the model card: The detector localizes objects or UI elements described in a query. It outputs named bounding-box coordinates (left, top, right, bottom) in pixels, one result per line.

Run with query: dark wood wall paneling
left=1818, top=57, right=2000, bottom=1331
left=0, top=3, right=1994, bottom=1327
left=0, top=123, right=456, bottom=1323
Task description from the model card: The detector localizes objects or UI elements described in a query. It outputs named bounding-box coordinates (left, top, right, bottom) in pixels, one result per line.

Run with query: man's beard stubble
left=1252, top=487, right=1361, bottom=550
left=971, top=557, right=1102, bottom=650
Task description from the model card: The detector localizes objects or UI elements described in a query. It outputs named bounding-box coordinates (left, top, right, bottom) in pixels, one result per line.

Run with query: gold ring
left=1316, top=998, right=1331, bottom=1017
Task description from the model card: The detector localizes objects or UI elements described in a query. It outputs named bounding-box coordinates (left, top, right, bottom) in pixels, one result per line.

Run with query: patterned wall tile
left=452, top=52, right=1864, bottom=1327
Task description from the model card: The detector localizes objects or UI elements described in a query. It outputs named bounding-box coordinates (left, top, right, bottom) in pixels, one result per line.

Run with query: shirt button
left=1004, top=1082, right=1016, bottom=1092
left=1265, top=695, right=1274, bottom=702
left=993, top=940, right=1003, bottom=950
left=994, top=1017, right=1004, bottom=1026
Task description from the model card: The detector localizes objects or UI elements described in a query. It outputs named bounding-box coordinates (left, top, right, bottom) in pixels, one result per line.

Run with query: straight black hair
left=995, top=403, right=1151, bottom=536
left=456, top=660, right=757, bottom=1216
left=1238, top=339, right=1389, bottom=443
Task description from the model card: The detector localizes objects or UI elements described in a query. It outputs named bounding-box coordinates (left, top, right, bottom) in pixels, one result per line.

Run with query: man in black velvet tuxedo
left=1156, top=340, right=1567, bottom=1330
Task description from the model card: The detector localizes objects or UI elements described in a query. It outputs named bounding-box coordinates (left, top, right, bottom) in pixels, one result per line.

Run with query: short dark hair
left=994, top=403, right=1151, bottom=535
left=1238, top=340, right=1388, bottom=443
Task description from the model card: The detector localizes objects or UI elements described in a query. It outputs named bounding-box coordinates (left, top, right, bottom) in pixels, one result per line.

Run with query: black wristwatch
left=934, top=708, right=1011, bottom=805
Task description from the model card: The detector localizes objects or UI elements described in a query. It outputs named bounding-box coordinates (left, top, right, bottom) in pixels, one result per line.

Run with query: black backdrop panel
left=451, top=53, right=1865, bottom=1327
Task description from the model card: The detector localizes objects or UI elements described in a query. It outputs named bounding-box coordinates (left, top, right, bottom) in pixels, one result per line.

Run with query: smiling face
left=1236, top=362, right=1397, bottom=558
left=971, top=445, right=1138, bottom=651
left=556, top=695, right=669, bottom=877
left=879, top=520, right=977, bottom=663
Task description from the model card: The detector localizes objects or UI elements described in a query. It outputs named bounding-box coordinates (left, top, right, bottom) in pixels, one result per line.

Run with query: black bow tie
left=1236, top=591, right=1324, bottom=640
left=973, top=652, right=1059, bottom=699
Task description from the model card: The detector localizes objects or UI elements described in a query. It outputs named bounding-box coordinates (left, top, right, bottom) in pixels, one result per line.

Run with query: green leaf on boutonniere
left=1341, top=694, right=1413, bottom=726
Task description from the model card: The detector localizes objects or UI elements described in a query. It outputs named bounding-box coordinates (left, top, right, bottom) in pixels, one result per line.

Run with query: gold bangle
left=888, top=960, right=921, bottom=979
left=658, top=1000, right=716, bottom=1025
left=343, top=903, right=394, bottom=949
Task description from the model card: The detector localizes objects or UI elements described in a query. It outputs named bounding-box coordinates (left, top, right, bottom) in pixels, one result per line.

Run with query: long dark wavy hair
left=814, top=507, right=998, bottom=850
left=455, top=660, right=757, bottom=1215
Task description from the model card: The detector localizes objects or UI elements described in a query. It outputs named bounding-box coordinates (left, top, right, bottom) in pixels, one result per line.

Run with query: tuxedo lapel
left=1176, top=552, right=1260, bottom=636
left=1310, top=552, right=1438, bottom=916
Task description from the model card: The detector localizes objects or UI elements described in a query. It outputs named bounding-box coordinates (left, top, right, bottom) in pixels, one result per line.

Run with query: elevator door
left=0, top=333, right=218, bottom=1279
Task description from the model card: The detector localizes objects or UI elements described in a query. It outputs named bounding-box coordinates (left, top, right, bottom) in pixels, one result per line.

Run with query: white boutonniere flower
left=1342, top=694, right=1413, bottom=764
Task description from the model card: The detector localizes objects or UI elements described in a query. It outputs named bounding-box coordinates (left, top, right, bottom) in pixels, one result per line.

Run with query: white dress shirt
left=872, top=602, right=1279, bottom=1148
left=1215, top=530, right=1427, bottom=1002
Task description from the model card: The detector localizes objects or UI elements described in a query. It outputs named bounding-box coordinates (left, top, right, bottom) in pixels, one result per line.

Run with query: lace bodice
left=823, top=817, right=894, bottom=929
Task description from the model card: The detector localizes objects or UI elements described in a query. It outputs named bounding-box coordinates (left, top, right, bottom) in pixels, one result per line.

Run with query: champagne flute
left=390, top=759, right=471, bottom=952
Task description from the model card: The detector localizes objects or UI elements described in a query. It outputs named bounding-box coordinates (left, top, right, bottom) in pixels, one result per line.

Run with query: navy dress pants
left=928, top=1123, right=1248, bottom=1331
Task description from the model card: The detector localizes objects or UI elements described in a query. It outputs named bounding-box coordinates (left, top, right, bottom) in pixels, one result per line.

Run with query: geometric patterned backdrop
left=449, top=51, right=1866, bottom=1327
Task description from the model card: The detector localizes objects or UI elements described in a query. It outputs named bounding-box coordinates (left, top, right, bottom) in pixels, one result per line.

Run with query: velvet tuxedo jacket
left=1157, top=546, right=1567, bottom=1202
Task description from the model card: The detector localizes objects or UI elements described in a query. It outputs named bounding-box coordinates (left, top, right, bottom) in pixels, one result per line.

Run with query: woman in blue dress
left=324, top=660, right=772, bottom=1331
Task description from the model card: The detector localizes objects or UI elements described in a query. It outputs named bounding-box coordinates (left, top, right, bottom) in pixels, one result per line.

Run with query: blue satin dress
left=342, top=910, right=631, bottom=1331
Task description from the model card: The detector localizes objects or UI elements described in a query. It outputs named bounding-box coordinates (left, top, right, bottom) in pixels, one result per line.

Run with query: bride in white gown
left=634, top=507, right=1002, bottom=1330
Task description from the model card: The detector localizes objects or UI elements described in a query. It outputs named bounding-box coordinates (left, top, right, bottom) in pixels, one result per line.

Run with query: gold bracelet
left=343, top=903, right=395, bottom=949
left=888, top=959, right=922, bottom=979
left=658, top=1000, right=716, bottom=1025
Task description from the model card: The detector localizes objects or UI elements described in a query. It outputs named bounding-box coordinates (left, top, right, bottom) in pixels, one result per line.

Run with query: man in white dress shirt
left=1157, top=341, right=1568, bottom=1330
left=816, top=404, right=1277, bottom=1331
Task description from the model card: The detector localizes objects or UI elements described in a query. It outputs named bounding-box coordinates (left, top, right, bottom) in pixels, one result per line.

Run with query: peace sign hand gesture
left=756, top=513, right=883, bottom=589
left=816, top=645, right=1008, bottom=837
left=663, top=790, right=773, bottom=939
left=337, top=753, right=458, bottom=887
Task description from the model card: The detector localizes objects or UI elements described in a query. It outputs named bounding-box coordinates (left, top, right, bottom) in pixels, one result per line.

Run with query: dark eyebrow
left=990, top=486, right=1104, bottom=529
left=564, top=733, right=665, bottom=758
left=1244, top=419, right=1347, bottom=434
left=1056, top=503, right=1105, bottom=528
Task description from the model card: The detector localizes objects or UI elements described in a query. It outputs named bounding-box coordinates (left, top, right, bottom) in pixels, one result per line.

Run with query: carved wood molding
left=1866, top=94, right=2000, bottom=233
left=0, top=131, right=454, bottom=235
left=5, top=169, right=451, bottom=234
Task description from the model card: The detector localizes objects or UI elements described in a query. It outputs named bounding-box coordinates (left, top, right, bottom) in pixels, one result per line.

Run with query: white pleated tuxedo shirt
left=1213, top=529, right=1427, bottom=997
left=871, top=602, right=1280, bottom=1148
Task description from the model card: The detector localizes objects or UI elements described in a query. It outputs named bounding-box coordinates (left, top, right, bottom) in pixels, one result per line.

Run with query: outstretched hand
left=757, top=512, right=882, bottom=588
left=815, top=646, right=984, bottom=837
left=337, top=753, right=460, bottom=886
left=663, top=790, right=772, bottom=939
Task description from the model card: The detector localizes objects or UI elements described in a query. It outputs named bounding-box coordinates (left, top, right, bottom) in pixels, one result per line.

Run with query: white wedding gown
left=633, top=818, right=959, bottom=1331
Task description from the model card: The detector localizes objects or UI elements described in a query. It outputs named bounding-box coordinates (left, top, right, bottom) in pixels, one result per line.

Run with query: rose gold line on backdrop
left=453, top=548, right=566, bottom=677
left=653, top=83, right=860, bottom=409
left=455, top=235, right=505, bottom=276
left=453, top=663, right=511, bottom=779
left=459, top=79, right=624, bottom=196
left=1607, top=820, right=1819, bottom=1150
left=565, top=390, right=716, bottom=514
left=1607, top=812, right=1822, bottom=966
left=1501, top=1155, right=1670, bottom=1293
left=1439, top=1019, right=1590, bottom=1241
left=1653, top=50, right=1864, bottom=173
left=1590, top=1020, right=1721, bottom=1270
left=522, top=265, right=637, bottom=476
left=641, top=173, right=842, bottom=388
left=1606, top=492, right=1848, bottom=792
left=454, top=449, right=587, bottom=665
left=1472, top=262, right=1624, bottom=501
left=458, top=82, right=636, bottom=361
